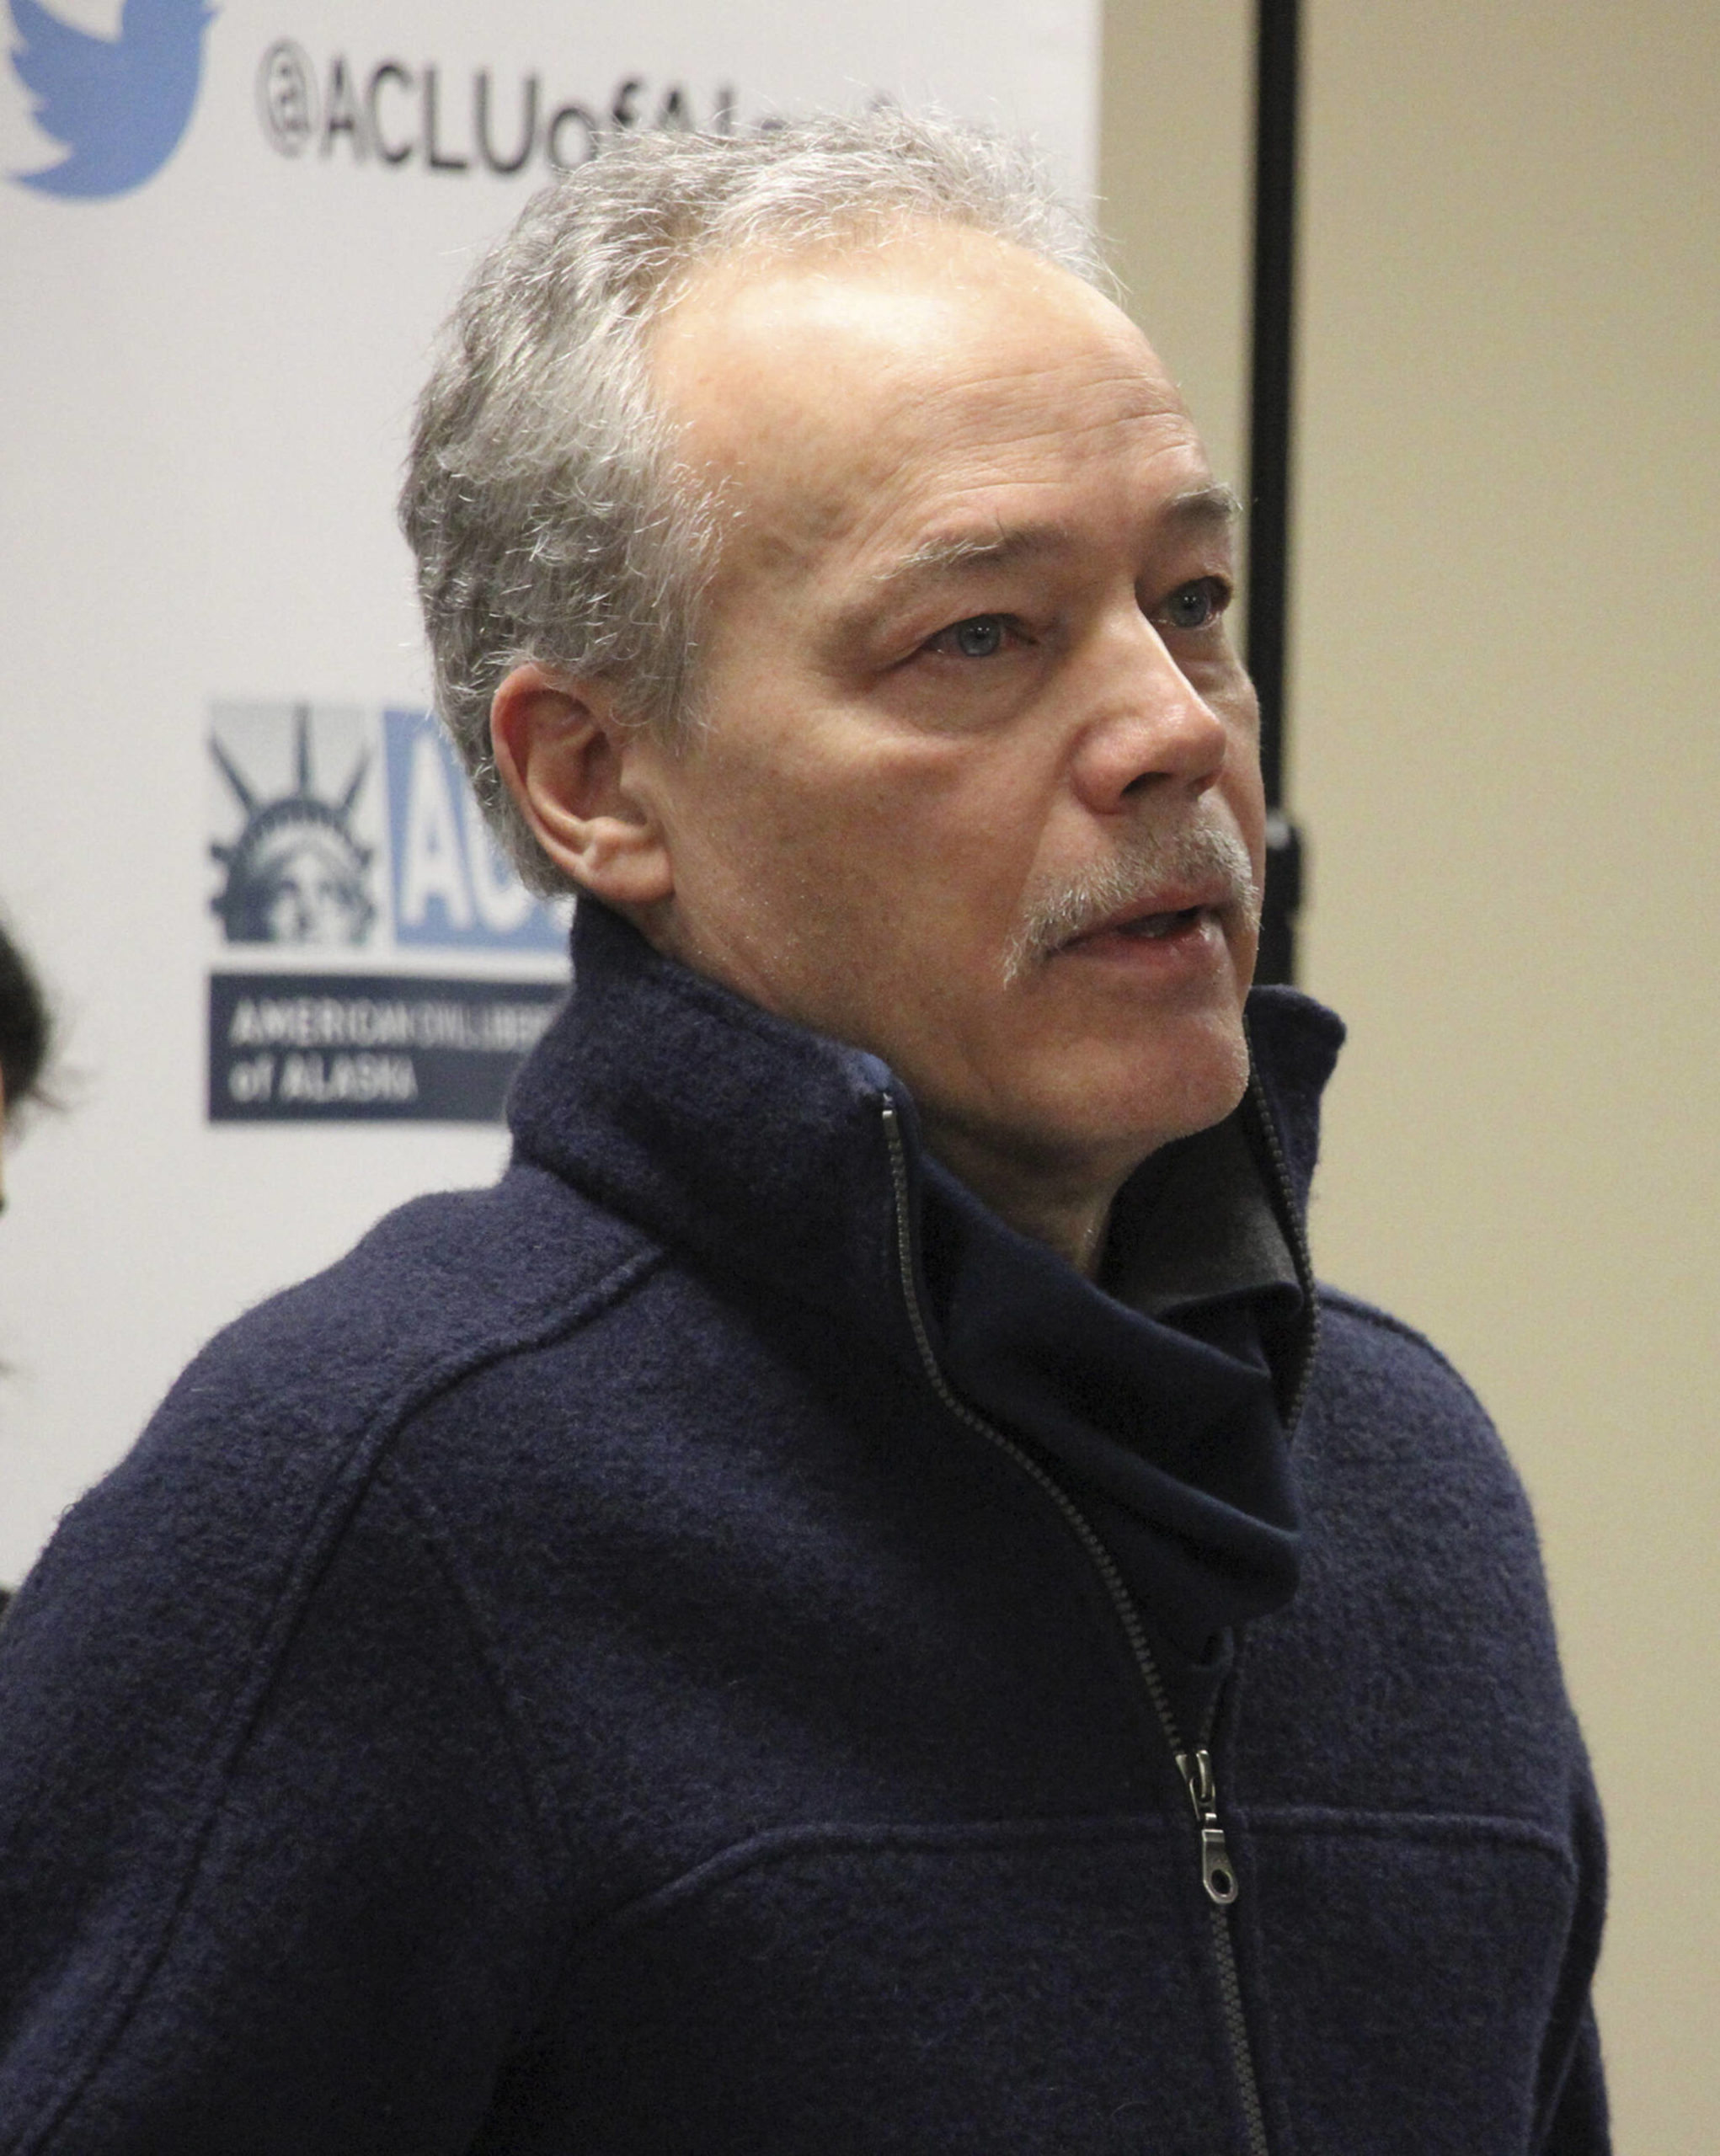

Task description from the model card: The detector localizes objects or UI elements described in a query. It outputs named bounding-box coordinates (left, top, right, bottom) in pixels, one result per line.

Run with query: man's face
left=633, top=227, right=1265, bottom=1195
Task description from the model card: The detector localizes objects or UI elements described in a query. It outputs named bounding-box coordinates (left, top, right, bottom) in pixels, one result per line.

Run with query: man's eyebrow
left=851, top=485, right=1245, bottom=633
left=872, top=524, right=1070, bottom=590
left=873, top=485, right=1243, bottom=592
left=1164, top=482, right=1244, bottom=531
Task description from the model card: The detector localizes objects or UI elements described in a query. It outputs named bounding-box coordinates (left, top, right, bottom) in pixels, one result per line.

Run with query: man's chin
left=1058, top=1023, right=1253, bottom=1166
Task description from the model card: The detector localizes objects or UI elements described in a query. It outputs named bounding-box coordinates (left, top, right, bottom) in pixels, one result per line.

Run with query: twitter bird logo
left=8, top=0, right=215, bottom=199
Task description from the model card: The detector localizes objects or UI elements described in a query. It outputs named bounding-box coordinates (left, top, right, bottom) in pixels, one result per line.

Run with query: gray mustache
left=1002, top=820, right=1260, bottom=985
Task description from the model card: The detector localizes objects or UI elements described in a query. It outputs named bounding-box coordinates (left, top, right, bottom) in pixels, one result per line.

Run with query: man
left=0, top=115, right=1605, bottom=2153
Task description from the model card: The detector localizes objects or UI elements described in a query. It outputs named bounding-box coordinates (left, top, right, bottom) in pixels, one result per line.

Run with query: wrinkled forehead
left=647, top=226, right=1197, bottom=578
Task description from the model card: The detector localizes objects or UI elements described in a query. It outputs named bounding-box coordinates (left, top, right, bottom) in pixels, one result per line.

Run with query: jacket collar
left=511, top=901, right=1349, bottom=1699
left=511, top=900, right=1344, bottom=1348
left=510, top=899, right=908, bottom=1351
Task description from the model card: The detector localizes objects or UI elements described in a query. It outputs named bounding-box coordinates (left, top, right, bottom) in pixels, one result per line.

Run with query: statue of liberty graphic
left=210, top=705, right=376, bottom=947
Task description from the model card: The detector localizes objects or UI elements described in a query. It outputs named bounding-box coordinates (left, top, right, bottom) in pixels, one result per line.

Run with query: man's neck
left=917, top=1117, right=1129, bottom=1280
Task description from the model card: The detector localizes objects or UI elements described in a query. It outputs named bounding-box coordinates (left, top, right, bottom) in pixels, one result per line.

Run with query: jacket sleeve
left=0, top=1444, right=558, bottom=2155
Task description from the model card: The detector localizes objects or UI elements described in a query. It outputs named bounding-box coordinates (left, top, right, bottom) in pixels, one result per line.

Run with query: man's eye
left=1159, top=578, right=1231, bottom=632
left=927, top=616, right=1009, bottom=659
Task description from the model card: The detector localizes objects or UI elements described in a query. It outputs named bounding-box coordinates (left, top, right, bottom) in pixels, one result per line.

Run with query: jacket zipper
left=879, top=1099, right=1274, bottom=2156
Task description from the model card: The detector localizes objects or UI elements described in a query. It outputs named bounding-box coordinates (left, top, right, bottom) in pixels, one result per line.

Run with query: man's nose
left=1068, top=606, right=1231, bottom=814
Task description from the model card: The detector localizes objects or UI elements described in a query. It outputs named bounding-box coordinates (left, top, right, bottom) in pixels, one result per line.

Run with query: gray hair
left=398, top=108, right=1109, bottom=891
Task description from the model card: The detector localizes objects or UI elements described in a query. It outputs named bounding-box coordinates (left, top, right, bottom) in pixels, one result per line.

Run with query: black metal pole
left=1247, top=0, right=1305, bottom=985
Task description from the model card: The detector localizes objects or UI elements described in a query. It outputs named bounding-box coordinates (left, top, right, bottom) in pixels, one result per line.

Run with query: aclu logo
left=6, top=0, right=213, bottom=199
left=256, top=42, right=739, bottom=177
left=207, top=701, right=565, bottom=960
left=207, top=702, right=567, bottom=1123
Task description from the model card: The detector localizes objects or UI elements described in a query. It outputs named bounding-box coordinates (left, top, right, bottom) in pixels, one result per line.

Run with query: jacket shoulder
left=3, top=1161, right=662, bottom=1728
left=0, top=1161, right=655, bottom=2142
left=175, top=1158, right=659, bottom=1444
left=1242, top=1285, right=1593, bottom=1837
left=1295, top=1282, right=1567, bottom=1705
left=1309, top=1283, right=1514, bottom=1464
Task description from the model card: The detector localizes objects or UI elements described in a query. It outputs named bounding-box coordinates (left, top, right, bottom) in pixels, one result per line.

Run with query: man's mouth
left=999, top=822, right=1261, bottom=985
left=1060, top=893, right=1226, bottom=955
left=1108, top=904, right=1210, bottom=943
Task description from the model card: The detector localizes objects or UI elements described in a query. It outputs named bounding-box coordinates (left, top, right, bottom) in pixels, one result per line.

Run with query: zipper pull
left=1176, top=1748, right=1240, bottom=1905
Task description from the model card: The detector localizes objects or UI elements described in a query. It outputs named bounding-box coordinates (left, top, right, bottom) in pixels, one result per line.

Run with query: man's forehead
left=657, top=227, right=1178, bottom=435
left=651, top=229, right=1203, bottom=579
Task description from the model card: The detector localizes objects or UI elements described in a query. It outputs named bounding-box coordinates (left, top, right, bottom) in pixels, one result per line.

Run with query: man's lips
left=1058, top=890, right=1231, bottom=954
left=1110, top=905, right=1208, bottom=942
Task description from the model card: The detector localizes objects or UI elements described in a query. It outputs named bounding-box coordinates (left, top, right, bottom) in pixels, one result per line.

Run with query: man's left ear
left=489, top=664, right=674, bottom=910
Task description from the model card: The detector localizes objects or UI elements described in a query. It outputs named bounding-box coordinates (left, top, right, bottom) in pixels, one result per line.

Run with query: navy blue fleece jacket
left=0, top=903, right=1606, bottom=2153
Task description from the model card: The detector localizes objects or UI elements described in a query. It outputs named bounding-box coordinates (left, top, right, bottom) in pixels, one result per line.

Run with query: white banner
left=0, top=0, right=1098, bottom=1582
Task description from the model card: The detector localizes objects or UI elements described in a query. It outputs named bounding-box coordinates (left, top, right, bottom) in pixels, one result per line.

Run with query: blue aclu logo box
left=206, top=702, right=569, bottom=1123
left=383, top=709, right=565, bottom=953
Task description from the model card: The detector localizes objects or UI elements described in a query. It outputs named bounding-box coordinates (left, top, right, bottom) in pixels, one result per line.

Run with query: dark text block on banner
left=208, top=973, right=568, bottom=1123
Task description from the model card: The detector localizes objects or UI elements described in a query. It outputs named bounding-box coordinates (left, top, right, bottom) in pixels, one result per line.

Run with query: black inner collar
left=916, top=1104, right=1308, bottom=1741
left=1102, top=1109, right=1300, bottom=1323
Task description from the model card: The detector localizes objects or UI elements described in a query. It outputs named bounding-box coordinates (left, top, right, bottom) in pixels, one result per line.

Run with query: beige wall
left=1102, top=4, right=1719, bottom=2149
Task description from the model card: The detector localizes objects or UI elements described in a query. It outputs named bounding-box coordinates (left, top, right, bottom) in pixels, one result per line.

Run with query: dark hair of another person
left=0, top=923, right=51, bottom=1122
